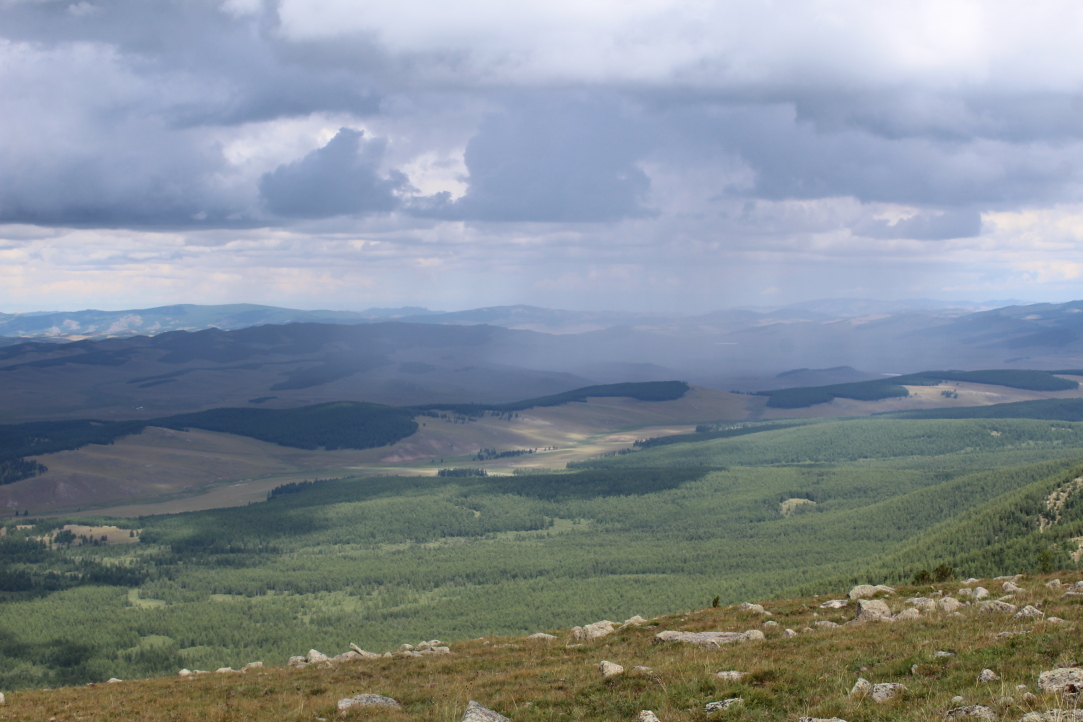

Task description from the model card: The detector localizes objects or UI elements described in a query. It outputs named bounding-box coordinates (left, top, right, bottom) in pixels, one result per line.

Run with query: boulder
left=820, top=599, right=849, bottom=609
left=704, top=698, right=743, bottom=713
left=1046, top=579, right=1062, bottom=589
left=849, top=678, right=872, bottom=698
left=783, top=628, right=797, bottom=638
left=798, top=718, right=847, bottom=722
left=528, top=633, right=557, bottom=640
left=957, top=588, right=973, bottom=597
left=1022, top=712, right=1083, bottom=722
left=574, top=621, right=616, bottom=641
left=994, top=574, right=1022, bottom=582
left=739, top=603, right=766, bottom=614
left=848, top=584, right=896, bottom=600
left=636, top=712, right=661, bottom=722
left=871, top=683, right=906, bottom=703
left=462, top=701, right=510, bottom=722
left=349, top=644, right=382, bottom=659
left=397, top=644, right=415, bottom=652
left=965, top=578, right=981, bottom=584
left=215, top=667, right=234, bottom=674
left=1016, top=605, right=1044, bottom=619
left=978, top=669, right=999, bottom=682
left=764, top=620, right=779, bottom=627
left=892, top=608, right=921, bottom=622
left=1003, top=582, right=1024, bottom=593
left=306, top=649, right=329, bottom=663
left=570, top=626, right=584, bottom=639
left=1066, top=581, right=1083, bottom=592
left=854, top=598, right=893, bottom=623
left=906, top=597, right=937, bottom=610
left=1048, top=617, right=1066, bottom=624
left=973, top=587, right=990, bottom=600
left=337, top=694, right=402, bottom=712
left=978, top=600, right=1017, bottom=614
left=815, top=620, right=840, bottom=628
left=241, top=662, right=263, bottom=671
left=654, top=629, right=764, bottom=648
left=599, top=661, right=624, bottom=678
left=1038, top=668, right=1083, bottom=696
left=938, top=597, right=963, bottom=613
left=715, top=670, right=746, bottom=682
left=621, top=616, right=648, bottom=628
left=631, top=666, right=655, bottom=676
left=331, top=651, right=362, bottom=663
left=178, top=669, right=192, bottom=677
left=107, top=678, right=122, bottom=684
left=945, top=705, right=995, bottom=720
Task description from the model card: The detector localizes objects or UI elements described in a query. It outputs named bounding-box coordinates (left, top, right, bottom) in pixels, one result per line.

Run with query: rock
left=1047, top=617, right=1066, bottom=624
left=1016, top=605, right=1045, bottom=619
left=907, top=597, right=937, bottom=610
left=636, top=712, right=661, bottom=722
left=1038, top=668, right=1083, bottom=696
left=178, top=669, right=192, bottom=677
left=107, top=678, right=122, bottom=684
left=1022, top=692, right=1037, bottom=704
left=0, top=692, right=4, bottom=705
left=432, top=646, right=451, bottom=654
left=951, top=696, right=966, bottom=704
left=854, top=598, right=893, bottom=623
left=1046, top=579, right=1062, bottom=589
left=215, top=667, right=234, bottom=674
left=1003, top=582, right=1024, bottom=593
left=574, top=621, right=616, bottom=641
left=242, top=662, right=263, bottom=671
left=1066, top=581, right=1083, bottom=592
left=892, top=608, right=921, bottom=621
left=958, top=588, right=974, bottom=597
left=621, top=616, right=648, bottom=628
left=848, top=584, right=896, bottom=600
left=306, top=649, right=329, bottom=663
left=528, top=633, right=556, bottom=640
left=871, top=683, right=906, bottom=703
left=815, top=620, right=840, bottom=628
left=599, top=661, right=624, bottom=678
left=935, top=651, right=955, bottom=658
left=462, top=701, right=510, bottom=722
left=974, top=587, right=990, bottom=600
left=978, top=669, right=999, bottom=682
left=850, top=678, right=872, bottom=697
left=994, top=574, right=1022, bottom=582
left=383, top=652, right=392, bottom=658
left=820, top=599, right=849, bottom=609
left=349, top=643, right=382, bottom=658
left=938, top=597, right=963, bottom=613
left=655, top=629, right=764, bottom=648
left=945, top=705, right=995, bottom=719
left=783, top=628, right=797, bottom=637
left=763, top=620, right=779, bottom=627
left=715, top=670, right=746, bottom=682
left=798, top=718, right=847, bottom=722
left=979, top=600, right=1017, bottom=614
left=739, top=603, right=766, bottom=614
left=631, top=666, right=655, bottom=676
left=337, top=694, right=402, bottom=712
left=397, top=644, right=415, bottom=652
left=331, top=652, right=362, bottom=662
left=571, top=626, right=584, bottom=639
left=1022, top=712, right=1083, bottom=722
left=965, top=578, right=981, bottom=584
left=704, top=698, right=743, bottom=713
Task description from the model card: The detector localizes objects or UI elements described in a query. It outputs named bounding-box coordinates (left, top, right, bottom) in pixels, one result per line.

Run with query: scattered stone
left=798, top=718, right=847, bottom=722
left=178, top=669, right=192, bottom=677
left=820, top=599, right=849, bottom=609
left=871, top=683, right=906, bottom=703
left=1047, top=579, right=1062, bottom=589
left=907, top=597, right=937, bottom=610
left=814, top=620, right=840, bottom=628
left=1066, top=581, right=1083, bottom=592
left=974, top=587, right=990, bottom=600
left=848, top=584, right=896, bottom=600
left=854, top=598, right=893, bottom=623
left=995, top=574, right=1022, bottom=582
left=996, top=631, right=1030, bottom=638
left=935, top=651, right=955, bottom=658
left=528, top=633, right=557, bottom=640
left=1038, top=668, right=1083, bottom=696
left=965, top=578, right=981, bottom=584
left=893, top=608, right=922, bottom=621
left=715, top=671, right=746, bottom=682
left=1021, top=712, right=1083, bottom=722
left=337, top=694, right=402, bottom=712
left=764, top=620, right=779, bottom=627
left=382, top=652, right=392, bottom=658
left=636, top=712, right=661, bottom=722
left=242, top=662, right=263, bottom=671
left=951, top=696, right=965, bottom=704
left=945, top=705, right=995, bottom=719
left=939, top=597, right=963, bottom=613
left=654, top=629, right=764, bottom=648
left=958, top=588, right=974, bottom=597
left=1022, top=693, right=1038, bottom=704
left=397, top=644, right=415, bottom=652
left=979, top=600, right=1017, bottom=614
left=978, top=669, right=1000, bottom=682
left=215, top=667, right=234, bottom=674
left=850, top=678, right=872, bottom=697
left=631, top=666, right=655, bottom=676
left=739, top=603, right=766, bottom=614
left=107, top=678, right=122, bottom=684
left=0, top=692, right=4, bottom=705
left=349, top=643, right=381, bottom=658
left=307, top=649, right=329, bottom=663
left=704, top=698, right=743, bottom=713
left=599, top=661, right=624, bottom=678
left=1016, top=605, right=1045, bottom=619
left=783, top=628, right=797, bottom=637
left=463, top=701, right=510, bottom=722
left=1047, top=617, right=1066, bottom=624
left=621, top=616, right=648, bottom=628
left=1003, top=582, right=1024, bottom=593
left=573, top=621, right=616, bottom=641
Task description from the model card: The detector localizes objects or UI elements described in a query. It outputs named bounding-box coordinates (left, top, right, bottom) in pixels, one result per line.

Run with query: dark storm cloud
left=260, top=128, right=408, bottom=217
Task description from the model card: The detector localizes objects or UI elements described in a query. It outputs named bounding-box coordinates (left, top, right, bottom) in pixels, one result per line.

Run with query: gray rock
left=107, top=678, right=122, bottom=683
left=288, top=656, right=307, bottom=669
left=951, top=697, right=966, bottom=704
left=1067, top=581, right=1083, bottom=592
left=945, top=705, right=995, bottom=719
left=1021, top=712, right=1083, bottom=722
left=974, top=587, right=990, bottom=600
left=654, top=629, right=764, bottom=648
left=215, top=667, right=235, bottom=674
left=935, top=651, right=955, bottom=658
left=331, top=652, right=362, bottom=663
left=820, top=599, right=849, bottom=609
left=965, top=578, right=981, bottom=584
left=1047, top=617, right=1066, bottom=624
left=574, top=621, right=616, bottom=641
left=798, top=718, right=847, bottom=722
left=636, top=712, right=661, bottom=722
left=906, top=597, right=937, bottom=610
left=1016, top=605, right=1045, bottom=619
left=893, top=608, right=922, bottom=621
left=815, top=620, right=840, bottom=628
left=632, top=666, right=655, bottom=676
left=848, top=584, right=896, bottom=600
left=763, top=620, right=779, bottom=627
left=528, top=633, right=557, bottom=640
left=938, top=597, right=963, bottom=613
left=704, top=698, right=743, bottom=713
left=871, top=683, right=906, bottom=703
left=978, top=669, right=999, bottom=682
left=979, top=600, right=1017, bottom=614
left=850, top=678, right=872, bottom=697
left=1038, top=668, right=1083, bottom=695
left=306, top=649, right=329, bottom=663
left=1046, top=579, right=1062, bottom=589
left=1002, top=582, right=1024, bottom=593
left=462, top=701, right=510, bottom=722
left=242, top=662, right=263, bottom=671
left=178, top=669, right=192, bottom=677
left=621, top=616, right=648, bottom=628
left=599, top=660, right=624, bottom=677
left=854, top=598, right=893, bottom=623
left=349, top=644, right=382, bottom=658
left=783, top=628, right=797, bottom=637
left=739, top=603, right=766, bottom=614
left=337, top=694, right=402, bottom=712
left=715, top=670, right=746, bottom=682
left=958, top=588, right=974, bottom=597
left=994, top=574, right=1022, bottom=582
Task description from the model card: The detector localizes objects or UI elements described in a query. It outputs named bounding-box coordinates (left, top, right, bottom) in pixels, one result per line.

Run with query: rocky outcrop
left=636, top=712, right=661, bottom=722
left=892, top=608, right=921, bottom=622
left=978, top=600, right=1017, bottom=614
left=853, top=599, right=892, bottom=623
left=462, top=701, right=510, bottom=722
left=906, top=597, right=936, bottom=610
left=820, top=599, right=849, bottom=609
left=1016, top=605, right=1044, bottom=619
left=337, top=694, right=402, bottom=711
left=870, top=683, right=906, bottom=703
left=1022, top=712, right=1083, bottom=722
left=573, top=621, right=616, bottom=641
left=945, top=705, right=995, bottom=719
left=704, top=698, right=743, bottom=712
left=655, top=629, right=764, bottom=648
left=937, top=597, right=963, bottom=613
left=848, top=585, right=895, bottom=600
left=528, top=633, right=557, bottom=640
left=349, top=643, right=382, bottom=658
left=1038, top=668, right=1083, bottom=696
left=973, top=587, right=990, bottom=600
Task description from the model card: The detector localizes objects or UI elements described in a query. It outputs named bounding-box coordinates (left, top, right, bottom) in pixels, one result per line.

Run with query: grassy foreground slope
left=3, top=573, right=1083, bottom=722
left=3, top=418, right=1083, bottom=690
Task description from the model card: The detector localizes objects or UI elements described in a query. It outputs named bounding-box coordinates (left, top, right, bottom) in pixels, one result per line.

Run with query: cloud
left=259, top=128, right=408, bottom=217
left=852, top=209, right=983, bottom=240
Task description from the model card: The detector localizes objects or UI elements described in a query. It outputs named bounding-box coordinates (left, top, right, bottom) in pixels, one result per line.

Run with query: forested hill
left=758, top=369, right=1079, bottom=408
left=410, top=380, right=690, bottom=415
left=888, top=398, right=1083, bottom=421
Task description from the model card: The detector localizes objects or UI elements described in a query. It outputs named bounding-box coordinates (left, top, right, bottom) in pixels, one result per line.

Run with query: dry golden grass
left=4, top=574, right=1083, bottom=721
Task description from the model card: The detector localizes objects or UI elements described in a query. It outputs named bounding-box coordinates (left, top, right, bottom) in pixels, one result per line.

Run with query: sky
left=2, top=0, right=1083, bottom=313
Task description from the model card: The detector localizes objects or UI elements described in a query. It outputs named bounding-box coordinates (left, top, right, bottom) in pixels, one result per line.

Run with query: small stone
left=978, top=669, right=999, bottom=682
left=965, top=578, right=980, bottom=584
left=242, top=662, right=263, bottom=671
left=1022, top=712, right=1083, bottom=722
left=215, top=667, right=234, bottom=674
left=1047, top=617, right=1066, bottom=624
left=704, top=698, right=743, bottom=713
left=1022, top=693, right=1037, bottom=704
left=631, top=666, right=655, bottom=675
left=1016, top=685, right=1029, bottom=692
left=820, top=599, right=848, bottom=609
left=938, top=597, right=963, bottom=613
left=935, top=651, right=955, bottom=658
left=783, top=628, right=797, bottom=637
left=1016, top=605, right=1045, bottom=619
left=815, top=620, right=840, bottom=628
left=396, top=644, right=414, bottom=652
left=974, top=587, right=990, bottom=600
left=715, top=670, right=745, bottom=682
left=1003, top=582, right=1024, bottom=593
left=107, top=678, right=122, bottom=683
left=893, top=608, right=921, bottom=621
left=907, top=597, right=936, bottom=610
left=1046, top=579, right=1062, bottom=589
left=599, top=660, right=624, bottom=677
left=849, top=678, right=872, bottom=697
left=576, top=621, right=616, bottom=641
left=462, top=701, right=510, bottom=722
left=337, top=695, right=402, bottom=711
left=349, top=644, right=381, bottom=658
left=871, top=683, right=906, bottom=703
left=763, top=620, right=779, bottom=627
left=636, top=712, right=661, bottom=722
left=951, top=696, right=966, bottom=704
left=978, top=600, right=1017, bottom=614
left=958, top=588, right=974, bottom=597
left=945, top=705, right=996, bottom=719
